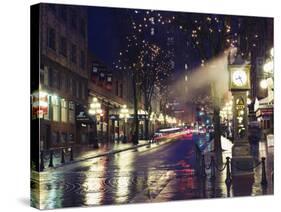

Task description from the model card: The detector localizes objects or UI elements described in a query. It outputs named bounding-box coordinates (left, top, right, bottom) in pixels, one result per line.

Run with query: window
left=80, top=51, right=85, bottom=69
left=47, top=27, right=56, bottom=50
left=82, top=84, right=87, bottom=100
left=51, top=69, right=60, bottom=90
left=69, top=101, right=75, bottom=124
left=71, top=44, right=77, bottom=63
left=59, top=6, right=67, bottom=22
left=70, top=9, right=77, bottom=29
left=73, top=80, right=77, bottom=96
left=76, top=81, right=79, bottom=98
left=59, top=36, right=67, bottom=57
left=52, top=69, right=58, bottom=88
left=79, top=82, right=82, bottom=98
left=60, top=73, right=65, bottom=91
left=61, top=99, right=68, bottom=123
left=52, top=95, right=60, bottom=122
left=48, top=67, right=53, bottom=87
left=69, top=77, right=73, bottom=94
left=80, top=19, right=86, bottom=37
left=43, top=95, right=51, bottom=121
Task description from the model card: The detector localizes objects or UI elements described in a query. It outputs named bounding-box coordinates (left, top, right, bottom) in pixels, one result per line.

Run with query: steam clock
left=228, top=54, right=254, bottom=176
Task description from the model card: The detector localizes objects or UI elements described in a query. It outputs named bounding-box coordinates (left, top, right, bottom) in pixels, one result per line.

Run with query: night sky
left=87, top=6, right=273, bottom=75
left=88, top=6, right=128, bottom=68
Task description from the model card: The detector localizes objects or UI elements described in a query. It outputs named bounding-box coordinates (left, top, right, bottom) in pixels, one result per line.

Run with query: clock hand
left=235, top=76, right=243, bottom=84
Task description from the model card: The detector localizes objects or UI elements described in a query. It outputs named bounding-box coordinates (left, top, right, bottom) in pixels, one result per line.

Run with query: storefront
left=33, top=91, right=82, bottom=150
left=254, top=97, right=274, bottom=137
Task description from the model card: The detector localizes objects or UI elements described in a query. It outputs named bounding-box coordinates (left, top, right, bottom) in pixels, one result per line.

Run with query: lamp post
left=89, top=97, right=102, bottom=148
left=120, top=104, right=130, bottom=143
left=100, top=111, right=104, bottom=140
left=150, top=112, right=156, bottom=136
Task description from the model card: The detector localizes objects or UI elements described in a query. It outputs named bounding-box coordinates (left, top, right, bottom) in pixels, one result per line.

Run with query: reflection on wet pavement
left=31, top=134, right=273, bottom=209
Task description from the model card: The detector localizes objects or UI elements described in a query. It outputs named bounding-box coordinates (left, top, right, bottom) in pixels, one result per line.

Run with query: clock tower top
left=228, top=54, right=251, bottom=91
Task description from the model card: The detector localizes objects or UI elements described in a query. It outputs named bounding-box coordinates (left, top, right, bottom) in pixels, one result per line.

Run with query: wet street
left=31, top=132, right=273, bottom=209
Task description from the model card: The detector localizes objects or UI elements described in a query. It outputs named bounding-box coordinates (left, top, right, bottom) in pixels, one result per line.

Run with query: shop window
left=61, top=99, right=68, bottom=123
left=69, top=101, right=75, bottom=124
left=43, top=95, right=51, bottom=121
left=52, top=95, right=60, bottom=122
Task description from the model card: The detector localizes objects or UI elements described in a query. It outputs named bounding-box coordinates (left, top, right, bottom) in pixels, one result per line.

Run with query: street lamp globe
left=270, top=48, right=273, bottom=57
left=263, top=60, right=273, bottom=73
left=260, top=79, right=268, bottom=89
left=247, top=98, right=252, bottom=105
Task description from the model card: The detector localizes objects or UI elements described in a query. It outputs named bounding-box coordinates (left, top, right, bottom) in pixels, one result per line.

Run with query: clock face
left=232, top=70, right=247, bottom=87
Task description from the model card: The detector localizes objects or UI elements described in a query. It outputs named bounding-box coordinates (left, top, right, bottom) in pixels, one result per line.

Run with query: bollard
left=61, top=148, right=65, bottom=164
left=201, top=154, right=206, bottom=177
left=48, top=150, right=54, bottom=167
left=225, top=156, right=232, bottom=184
left=261, top=157, right=268, bottom=186
left=210, top=156, right=216, bottom=180
left=40, top=151, right=45, bottom=171
left=70, top=147, right=74, bottom=161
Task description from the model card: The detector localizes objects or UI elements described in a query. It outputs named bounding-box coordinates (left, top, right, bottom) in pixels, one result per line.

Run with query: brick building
left=38, top=4, right=88, bottom=150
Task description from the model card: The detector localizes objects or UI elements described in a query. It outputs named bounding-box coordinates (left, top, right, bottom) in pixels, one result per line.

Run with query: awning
left=75, top=103, right=96, bottom=124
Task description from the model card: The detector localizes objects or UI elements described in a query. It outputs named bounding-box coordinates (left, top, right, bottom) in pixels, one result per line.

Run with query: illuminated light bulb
left=270, top=48, right=273, bottom=57
left=260, top=79, right=268, bottom=89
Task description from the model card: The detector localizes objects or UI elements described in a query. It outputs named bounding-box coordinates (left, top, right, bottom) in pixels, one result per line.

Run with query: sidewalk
left=202, top=136, right=274, bottom=197
left=40, top=140, right=149, bottom=172
left=126, top=136, right=274, bottom=203
left=39, top=135, right=179, bottom=172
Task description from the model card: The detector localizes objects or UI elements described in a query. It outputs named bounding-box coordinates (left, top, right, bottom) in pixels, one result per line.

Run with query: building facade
left=38, top=4, right=88, bottom=150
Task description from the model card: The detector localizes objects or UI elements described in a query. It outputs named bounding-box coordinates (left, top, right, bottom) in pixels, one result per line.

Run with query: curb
left=42, top=142, right=150, bottom=171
